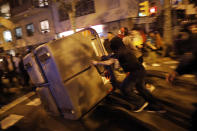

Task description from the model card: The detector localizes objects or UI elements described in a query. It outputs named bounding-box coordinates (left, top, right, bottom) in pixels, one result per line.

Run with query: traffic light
left=149, top=6, right=157, bottom=16
left=139, top=1, right=149, bottom=16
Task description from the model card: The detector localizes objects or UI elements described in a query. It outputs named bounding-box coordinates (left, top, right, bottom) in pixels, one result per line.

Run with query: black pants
left=120, top=69, right=158, bottom=106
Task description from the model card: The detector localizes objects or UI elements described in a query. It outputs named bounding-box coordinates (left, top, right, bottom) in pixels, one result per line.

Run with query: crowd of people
left=96, top=26, right=166, bottom=112
left=0, top=53, right=30, bottom=87
left=97, top=21, right=197, bottom=113
left=103, top=26, right=164, bottom=65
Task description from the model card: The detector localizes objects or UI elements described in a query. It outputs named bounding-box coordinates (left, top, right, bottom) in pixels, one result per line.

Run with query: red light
left=149, top=6, right=157, bottom=14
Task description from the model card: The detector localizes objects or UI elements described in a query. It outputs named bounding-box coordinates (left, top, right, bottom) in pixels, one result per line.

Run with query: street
left=0, top=57, right=197, bottom=131
left=0, top=0, right=196, bottom=130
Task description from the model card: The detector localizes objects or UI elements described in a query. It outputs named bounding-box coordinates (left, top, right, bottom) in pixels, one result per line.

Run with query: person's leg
left=8, top=71, right=13, bottom=83
left=136, top=76, right=158, bottom=105
left=133, top=70, right=155, bottom=102
left=135, top=70, right=165, bottom=112
left=120, top=73, right=145, bottom=107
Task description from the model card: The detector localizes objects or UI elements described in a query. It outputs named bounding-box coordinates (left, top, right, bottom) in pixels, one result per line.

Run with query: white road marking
left=152, top=63, right=160, bottom=67
left=0, top=114, right=24, bottom=129
left=26, top=98, right=41, bottom=106
left=182, top=74, right=195, bottom=78
left=163, top=61, right=179, bottom=64
left=170, top=65, right=176, bottom=69
left=0, top=92, right=36, bottom=115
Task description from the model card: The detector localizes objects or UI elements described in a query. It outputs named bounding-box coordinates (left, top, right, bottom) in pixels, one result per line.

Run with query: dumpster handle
left=94, top=65, right=105, bottom=76
left=35, top=83, right=50, bottom=87
left=63, top=66, right=91, bottom=83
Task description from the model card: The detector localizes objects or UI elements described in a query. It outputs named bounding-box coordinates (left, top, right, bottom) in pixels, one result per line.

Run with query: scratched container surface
left=31, top=28, right=112, bottom=120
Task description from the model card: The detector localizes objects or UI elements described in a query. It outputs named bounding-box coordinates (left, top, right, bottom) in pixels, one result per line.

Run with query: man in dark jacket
left=93, top=37, right=164, bottom=112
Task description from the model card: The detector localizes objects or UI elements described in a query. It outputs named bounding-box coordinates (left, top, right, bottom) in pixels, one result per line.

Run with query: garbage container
left=24, top=28, right=113, bottom=120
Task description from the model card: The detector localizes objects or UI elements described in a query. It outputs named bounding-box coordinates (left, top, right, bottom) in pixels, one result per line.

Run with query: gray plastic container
left=24, top=28, right=113, bottom=120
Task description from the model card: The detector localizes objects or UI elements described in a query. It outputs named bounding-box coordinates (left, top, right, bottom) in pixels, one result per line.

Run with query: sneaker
left=144, top=105, right=166, bottom=113
left=134, top=102, right=149, bottom=112
left=146, top=84, right=155, bottom=92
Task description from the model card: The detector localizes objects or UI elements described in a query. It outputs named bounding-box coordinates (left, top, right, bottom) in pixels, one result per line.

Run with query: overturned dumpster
left=23, top=28, right=113, bottom=120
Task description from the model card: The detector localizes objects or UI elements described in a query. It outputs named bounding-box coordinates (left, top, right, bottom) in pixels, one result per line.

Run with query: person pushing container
left=92, top=36, right=165, bottom=112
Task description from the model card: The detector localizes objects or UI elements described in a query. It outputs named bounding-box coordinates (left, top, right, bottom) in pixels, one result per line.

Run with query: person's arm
left=92, top=58, right=116, bottom=66
left=146, top=41, right=157, bottom=50
left=166, top=54, right=197, bottom=82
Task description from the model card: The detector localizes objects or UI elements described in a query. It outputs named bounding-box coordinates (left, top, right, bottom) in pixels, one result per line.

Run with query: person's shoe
left=146, top=83, right=155, bottom=92
left=144, top=105, right=166, bottom=113
left=133, top=102, right=149, bottom=112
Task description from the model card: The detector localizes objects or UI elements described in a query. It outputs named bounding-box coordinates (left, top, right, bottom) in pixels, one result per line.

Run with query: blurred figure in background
left=154, top=31, right=163, bottom=50
left=117, top=27, right=127, bottom=39
left=19, top=54, right=30, bottom=87
left=145, top=31, right=160, bottom=63
left=0, top=56, right=4, bottom=86
left=119, top=27, right=143, bottom=63
left=13, top=53, right=21, bottom=85
left=130, top=27, right=144, bottom=63
left=103, top=32, right=115, bottom=55
left=174, top=22, right=197, bottom=57
left=5, top=55, right=16, bottom=86
left=167, top=22, right=197, bottom=81
left=146, top=31, right=157, bottom=50
left=166, top=24, right=197, bottom=130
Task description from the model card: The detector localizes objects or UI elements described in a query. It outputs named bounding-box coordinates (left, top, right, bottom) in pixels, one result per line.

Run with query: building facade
left=0, top=0, right=56, bottom=51
left=1, top=0, right=195, bottom=52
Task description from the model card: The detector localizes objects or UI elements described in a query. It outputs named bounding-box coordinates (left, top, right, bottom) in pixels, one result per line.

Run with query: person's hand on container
left=91, top=60, right=98, bottom=65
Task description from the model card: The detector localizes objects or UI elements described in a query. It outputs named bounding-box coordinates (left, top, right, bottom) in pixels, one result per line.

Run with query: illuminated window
left=3, top=30, right=12, bottom=42
left=39, top=0, right=49, bottom=7
left=40, top=20, right=50, bottom=33
left=15, top=27, right=22, bottom=39
left=0, top=3, right=11, bottom=19
left=26, top=24, right=34, bottom=36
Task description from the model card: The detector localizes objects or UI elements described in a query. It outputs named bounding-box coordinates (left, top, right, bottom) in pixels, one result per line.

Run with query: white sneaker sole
left=134, top=102, right=149, bottom=113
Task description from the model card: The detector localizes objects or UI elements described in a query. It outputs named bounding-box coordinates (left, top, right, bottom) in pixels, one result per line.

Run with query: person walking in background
left=19, top=55, right=30, bottom=87
left=13, top=53, right=21, bottom=85
left=5, top=55, right=16, bottom=86
left=130, top=27, right=144, bottom=63
left=119, top=27, right=143, bottom=64
left=174, top=22, right=197, bottom=57
left=0, top=56, right=4, bottom=86
left=166, top=27, right=197, bottom=130
left=154, top=31, right=163, bottom=50
left=145, top=31, right=159, bottom=63
left=117, top=27, right=127, bottom=39
left=146, top=31, right=157, bottom=50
